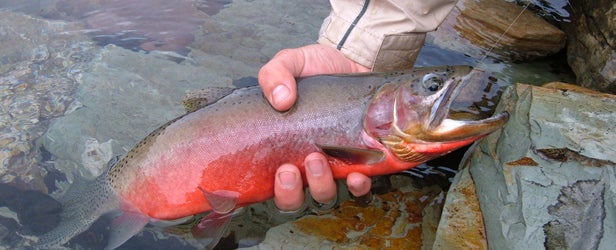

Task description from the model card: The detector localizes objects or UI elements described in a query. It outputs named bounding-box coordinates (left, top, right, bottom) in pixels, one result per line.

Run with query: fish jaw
left=364, top=66, right=509, bottom=163
left=420, top=68, right=510, bottom=142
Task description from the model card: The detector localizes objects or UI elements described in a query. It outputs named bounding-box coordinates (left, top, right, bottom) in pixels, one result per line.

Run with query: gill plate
left=382, top=97, right=432, bottom=162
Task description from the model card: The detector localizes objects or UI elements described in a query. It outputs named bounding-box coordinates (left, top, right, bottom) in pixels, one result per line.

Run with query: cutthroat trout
left=37, top=65, right=508, bottom=249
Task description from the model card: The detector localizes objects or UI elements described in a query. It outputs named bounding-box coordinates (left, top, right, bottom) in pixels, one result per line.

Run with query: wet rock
left=433, top=167, right=487, bottom=249
left=428, top=0, right=565, bottom=62
left=244, top=184, right=445, bottom=249
left=469, top=83, right=616, bottom=249
left=0, top=10, right=94, bottom=191
left=544, top=180, right=605, bottom=249
left=561, top=0, right=616, bottom=94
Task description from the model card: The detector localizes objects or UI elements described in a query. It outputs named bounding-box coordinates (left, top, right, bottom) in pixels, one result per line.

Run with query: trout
left=37, top=65, right=508, bottom=249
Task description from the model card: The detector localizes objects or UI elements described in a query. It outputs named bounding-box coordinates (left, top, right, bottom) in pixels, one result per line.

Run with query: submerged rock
left=192, top=0, right=329, bottom=68
left=51, top=0, right=213, bottom=53
left=37, top=45, right=236, bottom=180
left=0, top=10, right=94, bottom=191
left=429, top=0, right=565, bottom=62
left=468, top=83, right=616, bottom=249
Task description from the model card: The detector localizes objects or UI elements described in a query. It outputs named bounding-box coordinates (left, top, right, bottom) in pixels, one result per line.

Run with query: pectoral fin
left=182, top=87, right=235, bottom=113
left=318, top=145, right=385, bottom=165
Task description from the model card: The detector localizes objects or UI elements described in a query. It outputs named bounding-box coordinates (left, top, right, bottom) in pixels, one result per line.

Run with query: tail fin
left=36, top=173, right=120, bottom=248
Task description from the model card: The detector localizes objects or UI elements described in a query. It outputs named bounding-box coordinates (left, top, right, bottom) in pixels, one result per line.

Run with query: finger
left=274, top=164, right=305, bottom=211
left=258, top=48, right=304, bottom=111
left=304, top=152, right=337, bottom=204
left=346, top=172, right=372, bottom=197
left=300, top=44, right=371, bottom=75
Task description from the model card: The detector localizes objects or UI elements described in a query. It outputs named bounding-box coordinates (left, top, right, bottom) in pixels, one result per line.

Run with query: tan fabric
left=318, top=0, right=457, bottom=71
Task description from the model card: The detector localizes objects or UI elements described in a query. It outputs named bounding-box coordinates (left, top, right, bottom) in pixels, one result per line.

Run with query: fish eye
left=422, top=74, right=443, bottom=92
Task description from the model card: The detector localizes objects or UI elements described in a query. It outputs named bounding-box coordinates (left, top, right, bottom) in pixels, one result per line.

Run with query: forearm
left=317, top=0, right=457, bottom=71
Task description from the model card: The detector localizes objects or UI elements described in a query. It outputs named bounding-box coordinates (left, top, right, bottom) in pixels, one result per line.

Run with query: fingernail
left=272, top=85, right=290, bottom=108
left=306, top=159, right=325, bottom=177
left=278, top=171, right=296, bottom=190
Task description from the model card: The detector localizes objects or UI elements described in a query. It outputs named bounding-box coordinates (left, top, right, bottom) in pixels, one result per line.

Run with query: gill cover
left=363, top=66, right=509, bottom=162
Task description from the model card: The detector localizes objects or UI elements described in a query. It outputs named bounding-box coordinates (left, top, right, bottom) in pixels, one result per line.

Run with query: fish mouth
left=393, top=68, right=509, bottom=143
left=424, top=68, right=509, bottom=142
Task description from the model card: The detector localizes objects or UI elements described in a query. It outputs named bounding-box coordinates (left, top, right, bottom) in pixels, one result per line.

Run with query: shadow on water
left=0, top=183, right=61, bottom=244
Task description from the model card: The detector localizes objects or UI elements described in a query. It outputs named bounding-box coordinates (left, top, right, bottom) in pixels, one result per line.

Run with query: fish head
left=364, top=66, right=509, bottom=163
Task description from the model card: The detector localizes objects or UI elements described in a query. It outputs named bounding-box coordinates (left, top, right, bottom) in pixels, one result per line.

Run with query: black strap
left=337, top=0, right=370, bottom=50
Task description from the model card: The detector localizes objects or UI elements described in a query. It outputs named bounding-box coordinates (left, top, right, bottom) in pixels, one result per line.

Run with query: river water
left=0, top=0, right=574, bottom=249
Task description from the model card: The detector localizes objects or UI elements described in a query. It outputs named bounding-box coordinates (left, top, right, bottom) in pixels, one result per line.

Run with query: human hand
left=258, top=44, right=370, bottom=111
left=258, top=44, right=372, bottom=211
left=273, top=153, right=373, bottom=211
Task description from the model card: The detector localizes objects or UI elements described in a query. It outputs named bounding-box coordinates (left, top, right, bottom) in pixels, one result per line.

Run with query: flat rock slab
left=242, top=183, right=446, bottom=249
left=469, top=83, right=616, bottom=249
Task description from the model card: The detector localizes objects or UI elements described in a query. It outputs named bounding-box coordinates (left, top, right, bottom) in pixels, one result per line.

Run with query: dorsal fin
left=182, top=87, right=235, bottom=113
left=318, top=144, right=385, bottom=165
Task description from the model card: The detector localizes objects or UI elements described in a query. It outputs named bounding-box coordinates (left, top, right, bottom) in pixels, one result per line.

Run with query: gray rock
left=562, top=0, right=616, bottom=94
left=469, top=83, right=616, bottom=249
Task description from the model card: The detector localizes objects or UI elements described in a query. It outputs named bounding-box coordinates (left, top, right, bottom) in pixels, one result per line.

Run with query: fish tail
left=36, top=173, right=119, bottom=248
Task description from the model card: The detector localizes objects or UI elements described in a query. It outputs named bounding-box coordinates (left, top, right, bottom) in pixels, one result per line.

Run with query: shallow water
left=0, top=0, right=575, bottom=249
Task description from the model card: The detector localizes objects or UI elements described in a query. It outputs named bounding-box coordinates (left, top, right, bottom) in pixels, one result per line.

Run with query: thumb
left=258, top=48, right=305, bottom=111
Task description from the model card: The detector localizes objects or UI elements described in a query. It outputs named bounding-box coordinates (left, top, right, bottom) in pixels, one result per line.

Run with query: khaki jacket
left=318, top=0, right=457, bottom=71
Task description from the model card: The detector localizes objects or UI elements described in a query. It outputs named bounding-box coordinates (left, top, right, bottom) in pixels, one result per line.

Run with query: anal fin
left=192, top=209, right=243, bottom=249
left=105, top=211, right=149, bottom=250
